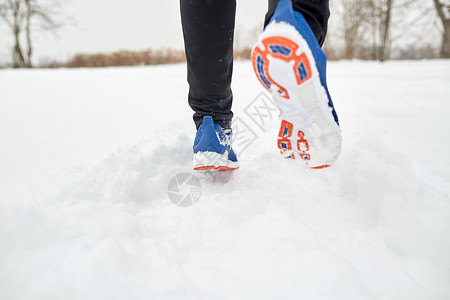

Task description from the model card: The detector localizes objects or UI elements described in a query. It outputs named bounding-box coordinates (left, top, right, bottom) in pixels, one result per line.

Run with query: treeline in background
left=322, top=0, right=450, bottom=61
left=0, top=0, right=449, bottom=68
left=44, top=48, right=252, bottom=68
left=64, top=49, right=186, bottom=68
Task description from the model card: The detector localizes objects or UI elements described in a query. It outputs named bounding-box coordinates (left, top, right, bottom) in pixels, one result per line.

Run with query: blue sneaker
left=193, top=116, right=239, bottom=171
left=251, top=0, right=342, bottom=169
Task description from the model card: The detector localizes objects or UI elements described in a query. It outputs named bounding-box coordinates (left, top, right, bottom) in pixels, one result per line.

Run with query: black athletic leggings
left=180, top=0, right=330, bottom=129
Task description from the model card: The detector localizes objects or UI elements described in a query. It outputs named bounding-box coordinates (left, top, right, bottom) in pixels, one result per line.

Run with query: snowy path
left=1, top=61, right=449, bottom=299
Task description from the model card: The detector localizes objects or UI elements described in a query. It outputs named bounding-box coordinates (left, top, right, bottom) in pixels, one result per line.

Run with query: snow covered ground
left=1, top=60, right=449, bottom=300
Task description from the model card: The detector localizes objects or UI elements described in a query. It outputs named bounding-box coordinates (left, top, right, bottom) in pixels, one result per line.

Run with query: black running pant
left=180, top=0, right=330, bottom=129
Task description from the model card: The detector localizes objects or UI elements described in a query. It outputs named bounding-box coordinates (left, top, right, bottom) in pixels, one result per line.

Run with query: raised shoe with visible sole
left=251, top=0, right=342, bottom=169
left=193, top=116, right=239, bottom=171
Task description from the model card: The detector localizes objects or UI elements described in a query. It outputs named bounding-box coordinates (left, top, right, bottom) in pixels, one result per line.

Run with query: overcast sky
left=0, top=0, right=441, bottom=64
left=0, top=0, right=267, bottom=64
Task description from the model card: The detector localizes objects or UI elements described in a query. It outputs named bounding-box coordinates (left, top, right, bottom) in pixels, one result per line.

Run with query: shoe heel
left=251, top=35, right=312, bottom=100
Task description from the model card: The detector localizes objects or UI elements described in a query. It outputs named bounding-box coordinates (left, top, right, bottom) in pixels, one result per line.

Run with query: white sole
left=252, top=22, right=342, bottom=169
left=193, top=151, right=239, bottom=171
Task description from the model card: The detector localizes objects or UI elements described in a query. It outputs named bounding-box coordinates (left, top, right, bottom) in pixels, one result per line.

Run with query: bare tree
left=433, top=0, right=450, bottom=57
left=379, top=0, right=393, bottom=61
left=335, top=0, right=394, bottom=60
left=0, top=0, right=26, bottom=67
left=0, top=0, right=61, bottom=68
left=25, top=0, right=32, bottom=67
left=328, top=0, right=442, bottom=60
left=333, top=0, right=429, bottom=60
left=338, top=0, right=372, bottom=59
left=362, top=0, right=395, bottom=61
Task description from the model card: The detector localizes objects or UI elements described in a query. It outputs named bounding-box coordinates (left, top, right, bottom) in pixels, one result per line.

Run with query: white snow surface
left=1, top=60, right=450, bottom=299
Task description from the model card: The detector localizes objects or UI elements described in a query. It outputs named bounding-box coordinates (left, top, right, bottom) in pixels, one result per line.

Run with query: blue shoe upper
left=193, top=116, right=238, bottom=162
left=269, top=0, right=339, bottom=125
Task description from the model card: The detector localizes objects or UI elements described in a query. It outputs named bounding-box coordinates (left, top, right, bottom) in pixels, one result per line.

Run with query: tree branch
left=433, top=0, right=447, bottom=25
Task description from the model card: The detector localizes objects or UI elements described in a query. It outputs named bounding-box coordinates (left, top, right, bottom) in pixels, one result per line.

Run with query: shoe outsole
left=194, top=166, right=239, bottom=172
left=193, top=151, right=239, bottom=172
left=251, top=22, right=342, bottom=169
